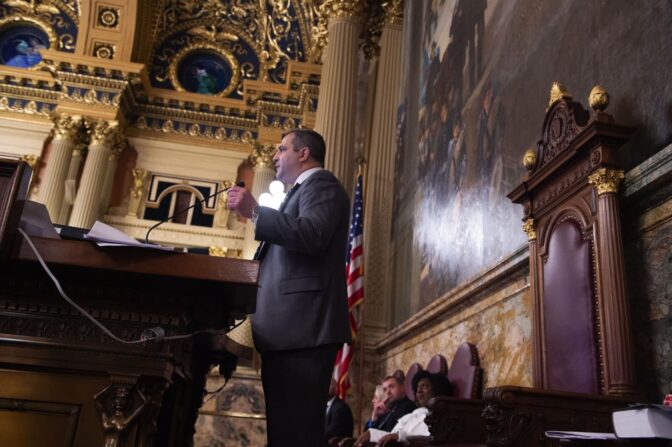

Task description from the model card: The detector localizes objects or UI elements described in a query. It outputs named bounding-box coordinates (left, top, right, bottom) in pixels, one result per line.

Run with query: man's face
left=382, top=378, right=404, bottom=403
left=273, top=133, right=307, bottom=185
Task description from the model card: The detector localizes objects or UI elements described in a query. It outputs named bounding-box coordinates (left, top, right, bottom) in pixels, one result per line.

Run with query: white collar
left=294, top=166, right=323, bottom=186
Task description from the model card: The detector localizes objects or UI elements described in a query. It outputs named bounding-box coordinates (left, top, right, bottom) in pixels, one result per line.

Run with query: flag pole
left=355, top=160, right=366, bottom=435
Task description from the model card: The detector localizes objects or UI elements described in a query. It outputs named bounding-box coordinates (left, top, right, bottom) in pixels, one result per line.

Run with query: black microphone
left=144, top=181, right=245, bottom=244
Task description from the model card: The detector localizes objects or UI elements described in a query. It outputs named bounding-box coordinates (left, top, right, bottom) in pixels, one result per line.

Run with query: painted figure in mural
left=5, top=38, right=45, bottom=68
left=193, top=67, right=218, bottom=95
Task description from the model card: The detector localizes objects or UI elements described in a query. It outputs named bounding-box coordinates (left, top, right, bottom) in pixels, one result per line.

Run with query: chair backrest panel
left=542, top=218, right=599, bottom=394
left=449, top=343, right=482, bottom=399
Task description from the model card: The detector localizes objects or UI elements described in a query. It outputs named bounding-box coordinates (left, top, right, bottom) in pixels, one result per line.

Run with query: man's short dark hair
left=284, top=129, right=326, bottom=165
left=411, top=370, right=452, bottom=397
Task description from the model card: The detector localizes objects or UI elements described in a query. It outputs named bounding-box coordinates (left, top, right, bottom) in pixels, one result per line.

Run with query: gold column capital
left=51, top=114, right=85, bottom=141
left=90, top=120, right=122, bottom=147
left=323, top=0, right=365, bottom=21
left=250, top=143, right=275, bottom=169
left=588, top=168, right=624, bottom=195
left=384, top=0, right=405, bottom=26
left=523, top=218, right=537, bottom=241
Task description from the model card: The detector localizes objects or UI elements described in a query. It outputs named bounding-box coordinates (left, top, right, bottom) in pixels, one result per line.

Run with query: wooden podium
left=0, top=159, right=258, bottom=447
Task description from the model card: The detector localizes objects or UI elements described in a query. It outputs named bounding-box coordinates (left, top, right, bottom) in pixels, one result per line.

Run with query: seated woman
left=364, top=384, right=389, bottom=430
left=355, top=371, right=452, bottom=446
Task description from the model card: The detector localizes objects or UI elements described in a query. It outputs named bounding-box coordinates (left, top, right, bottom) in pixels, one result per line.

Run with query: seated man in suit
left=365, top=374, right=416, bottom=433
left=355, top=371, right=452, bottom=446
left=325, top=379, right=354, bottom=442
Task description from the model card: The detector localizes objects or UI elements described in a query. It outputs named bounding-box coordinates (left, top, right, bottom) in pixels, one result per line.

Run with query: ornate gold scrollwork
left=588, top=168, right=624, bottom=195
left=250, top=142, right=276, bottom=169
left=208, top=246, right=228, bottom=257
left=130, top=168, right=147, bottom=199
left=20, top=153, right=39, bottom=170
left=522, top=219, right=536, bottom=241
left=168, top=42, right=240, bottom=97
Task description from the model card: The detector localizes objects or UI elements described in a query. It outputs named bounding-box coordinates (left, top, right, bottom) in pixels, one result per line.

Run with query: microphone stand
left=144, top=181, right=245, bottom=245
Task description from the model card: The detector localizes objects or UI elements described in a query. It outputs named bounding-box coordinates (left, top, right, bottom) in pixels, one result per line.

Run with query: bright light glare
left=269, top=180, right=284, bottom=196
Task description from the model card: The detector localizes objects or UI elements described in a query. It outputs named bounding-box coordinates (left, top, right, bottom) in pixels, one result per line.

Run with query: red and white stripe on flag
left=334, top=173, right=364, bottom=399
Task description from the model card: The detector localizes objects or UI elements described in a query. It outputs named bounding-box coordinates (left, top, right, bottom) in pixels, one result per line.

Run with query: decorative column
left=39, top=114, right=85, bottom=221
left=588, top=168, right=637, bottom=396
left=362, top=0, right=404, bottom=341
left=241, top=143, right=276, bottom=259
left=56, top=143, right=87, bottom=225
left=314, top=0, right=363, bottom=193
left=69, top=120, right=121, bottom=229
left=522, top=218, right=545, bottom=388
left=98, top=140, right=126, bottom=216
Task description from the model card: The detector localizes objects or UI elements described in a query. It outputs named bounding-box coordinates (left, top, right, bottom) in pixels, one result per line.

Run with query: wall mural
left=394, top=0, right=525, bottom=309
left=392, top=0, right=672, bottom=313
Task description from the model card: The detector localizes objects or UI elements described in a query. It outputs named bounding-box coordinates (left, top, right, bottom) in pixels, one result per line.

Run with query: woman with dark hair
left=355, top=370, right=452, bottom=446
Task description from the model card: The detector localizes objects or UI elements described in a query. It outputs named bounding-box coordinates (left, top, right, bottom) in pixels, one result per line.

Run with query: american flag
left=334, top=173, right=364, bottom=399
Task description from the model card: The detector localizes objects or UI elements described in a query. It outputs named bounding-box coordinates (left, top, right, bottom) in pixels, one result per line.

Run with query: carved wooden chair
left=472, top=87, right=637, bottom=447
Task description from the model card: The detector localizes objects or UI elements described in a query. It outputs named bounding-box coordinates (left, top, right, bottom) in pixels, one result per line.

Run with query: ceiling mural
left=0, top=0, right=79, bottom=56
left=148, top=0, right=321, bottom=99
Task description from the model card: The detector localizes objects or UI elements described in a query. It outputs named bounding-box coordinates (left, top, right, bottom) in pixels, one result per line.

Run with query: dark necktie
left=253, top=183, right=301, bottom=261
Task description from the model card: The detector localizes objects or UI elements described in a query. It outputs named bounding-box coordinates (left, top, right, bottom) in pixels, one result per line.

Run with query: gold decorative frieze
left=588, top=168, right=625, bottom=195
left=522, top=219, right=536, bottom=241
left=250, top=142, right=276, bottom=169
left=97, top=6, right=120, bottom=30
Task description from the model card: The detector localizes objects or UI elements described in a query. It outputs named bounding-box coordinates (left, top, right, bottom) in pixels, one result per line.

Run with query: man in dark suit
left=325, top=379, right=354, bottom=442
left=227, top=129, right=352, bottom=447
left=366, top=374, right=416, bottom=432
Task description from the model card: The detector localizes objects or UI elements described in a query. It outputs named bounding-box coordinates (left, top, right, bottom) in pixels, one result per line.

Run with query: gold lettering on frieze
left=588, top=168, right=624, bottom=195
